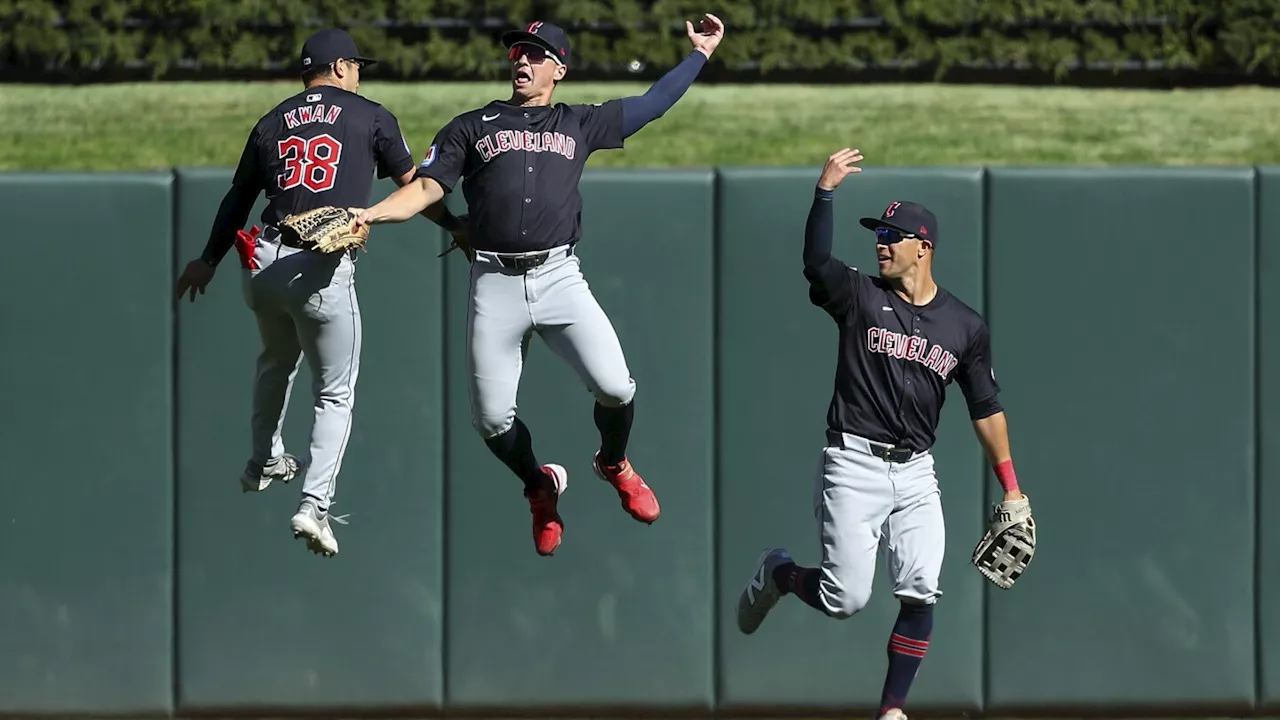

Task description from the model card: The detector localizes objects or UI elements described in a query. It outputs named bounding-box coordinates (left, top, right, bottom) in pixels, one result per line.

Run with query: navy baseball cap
left=502, top=21, right=571, bottom=66
left=859, top=201, right=938, bottom=245
left=299, top=28, right=376, bottom=75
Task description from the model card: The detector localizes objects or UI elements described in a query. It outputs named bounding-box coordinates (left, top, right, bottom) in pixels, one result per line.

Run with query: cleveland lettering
left=866, top=327, right=959, bottom=379
left=476, top=130, right=576, bottom=162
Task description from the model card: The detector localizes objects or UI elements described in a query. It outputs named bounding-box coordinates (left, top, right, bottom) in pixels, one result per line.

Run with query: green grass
left=3, top=80, right=1280, bottom=170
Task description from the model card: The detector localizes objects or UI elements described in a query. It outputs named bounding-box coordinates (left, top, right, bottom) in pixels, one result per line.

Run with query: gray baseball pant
left=813, top=431, right=945, bottom=618
left=241, top=229, right=362, bottom=513
left=466, top=245, right=635, bottom=439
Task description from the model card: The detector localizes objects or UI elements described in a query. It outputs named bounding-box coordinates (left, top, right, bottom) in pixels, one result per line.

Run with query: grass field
left=3, top=81, right=1280, bottom=171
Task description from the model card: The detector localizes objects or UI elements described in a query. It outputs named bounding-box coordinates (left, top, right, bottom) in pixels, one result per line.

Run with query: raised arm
left=802, top=148, right=864, bottom=318
left=618, top=13, right=723, bottom=138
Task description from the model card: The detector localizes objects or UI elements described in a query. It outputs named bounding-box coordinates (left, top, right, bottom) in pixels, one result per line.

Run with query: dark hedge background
left=1, top=0, right=1277, bottom=85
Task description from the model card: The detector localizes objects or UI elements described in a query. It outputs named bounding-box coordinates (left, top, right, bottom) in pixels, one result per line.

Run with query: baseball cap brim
left=859, top=217, right=914, bottom=234
left=501, top=31, right=561, bottom=60
left=300, top=56, right=378, bottom=75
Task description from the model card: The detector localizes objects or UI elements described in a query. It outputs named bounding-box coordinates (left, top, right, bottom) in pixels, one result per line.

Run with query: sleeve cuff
left=967, top=395, right=1003, bottom=420
left=415, top=169, right=453, bottom=193
left=391, top=159, right=416, bottom=179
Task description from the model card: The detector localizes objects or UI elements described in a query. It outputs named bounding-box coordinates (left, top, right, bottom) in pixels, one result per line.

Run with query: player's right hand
left=817, top=148, right=863, bottom=191
left=175, top=258, right=216, bottom=303
left=348, top=207, right=371, bottom=232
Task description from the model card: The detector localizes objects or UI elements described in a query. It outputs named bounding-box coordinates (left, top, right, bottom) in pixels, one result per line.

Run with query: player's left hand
left=175, top=258, right=216, bottom=303
left=439, top=214, right=475, bottom=262
left=687, top=13, right=724, bottom=58
left=451, top=214, right=475, bottom=262
left=971, top=494, right=1036, bottom=590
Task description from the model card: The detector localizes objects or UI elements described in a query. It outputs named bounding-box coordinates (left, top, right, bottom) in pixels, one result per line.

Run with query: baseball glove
left=971, top=494, right=1036, bottom=589
left=279, top=206, right=369, bottom=253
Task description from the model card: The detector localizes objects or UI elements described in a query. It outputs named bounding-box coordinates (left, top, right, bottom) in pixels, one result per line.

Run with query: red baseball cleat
left=525, top=464, right=567, bottom=556
left=593, top=452, right=660, bottom=524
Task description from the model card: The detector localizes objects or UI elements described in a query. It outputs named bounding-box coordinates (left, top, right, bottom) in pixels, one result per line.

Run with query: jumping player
left=348, top=15, right=725, bottom=557
left=174, top=28, right=464, bottom=557
left=733, top=148, right=1028, bottom=720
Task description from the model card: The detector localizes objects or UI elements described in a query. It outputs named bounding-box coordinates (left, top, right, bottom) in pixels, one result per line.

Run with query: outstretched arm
left=352, top=176, right=447, bottom=228
left=355, top=115, right=467, bottom=230
left=394, top=167, right=463, bottom=233
left=620, top=51, right=706, bottom=137
left=619, top=13, right=724, bottom=138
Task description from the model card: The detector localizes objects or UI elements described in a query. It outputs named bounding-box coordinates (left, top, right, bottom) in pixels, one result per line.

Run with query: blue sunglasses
left=875, top=227, right=916, bottom=244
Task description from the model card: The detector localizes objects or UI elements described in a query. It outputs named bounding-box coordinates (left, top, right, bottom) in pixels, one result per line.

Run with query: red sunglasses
left=508, top=43, right=557, bottom=64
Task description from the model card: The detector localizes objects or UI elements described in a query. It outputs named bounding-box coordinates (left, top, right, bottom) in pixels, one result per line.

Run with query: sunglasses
left=508, top=43, right=558, bottom=65
left=875, top=227, right=917, bottom=244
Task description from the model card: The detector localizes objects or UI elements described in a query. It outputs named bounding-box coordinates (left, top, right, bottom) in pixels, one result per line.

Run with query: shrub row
left=1, top=0, right=1277, bottom=82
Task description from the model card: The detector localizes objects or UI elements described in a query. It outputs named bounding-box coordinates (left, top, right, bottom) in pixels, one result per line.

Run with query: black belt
left=484, top=244, right=575, bottom=271
left=826, top=429, right=916, bottom=463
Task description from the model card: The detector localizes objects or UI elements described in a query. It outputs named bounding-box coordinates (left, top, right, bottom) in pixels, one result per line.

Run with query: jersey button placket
left=521, top=113, right=540, bottom=324
left=907, top=316, right=920, bottom=387
left=520, top=114, right=534, bottom=241
left=519, top=157, right=529, bottom=239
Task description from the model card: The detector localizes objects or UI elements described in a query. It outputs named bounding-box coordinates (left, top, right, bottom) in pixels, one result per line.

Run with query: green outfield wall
left=0, top=166, right=1272, bottom=717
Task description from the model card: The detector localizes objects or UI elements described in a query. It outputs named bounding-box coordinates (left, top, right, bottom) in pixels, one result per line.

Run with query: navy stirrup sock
left=876, top=602, right=934, bottom=717
left=771, top=561, right=824, bottom=612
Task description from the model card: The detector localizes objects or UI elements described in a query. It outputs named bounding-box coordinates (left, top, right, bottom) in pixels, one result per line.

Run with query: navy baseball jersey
left=805, top=198, right=1001, bottom=452
left=231, top=85, right=415, bottom=229
left=415, top=99, right=625, bottom=253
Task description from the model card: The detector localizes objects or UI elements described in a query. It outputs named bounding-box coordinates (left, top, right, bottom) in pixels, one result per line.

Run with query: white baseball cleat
left=880, top=708, right=908, bottom=720
left=240, top=453, right=299, bottom=493
left=736, top=547, right=793, bottom=635
left=289, top=499, right=347, bottom=557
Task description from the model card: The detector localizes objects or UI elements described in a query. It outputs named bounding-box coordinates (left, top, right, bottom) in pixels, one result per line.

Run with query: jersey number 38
left=277, top=134, right=343, bottom=193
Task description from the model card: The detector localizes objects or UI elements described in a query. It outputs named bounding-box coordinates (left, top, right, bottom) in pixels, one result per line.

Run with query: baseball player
left=174, top=28, right=465, bottom=557
left=733, top=149, right=1031, bottom=720
left=348, top=15, right=726, bottom=556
